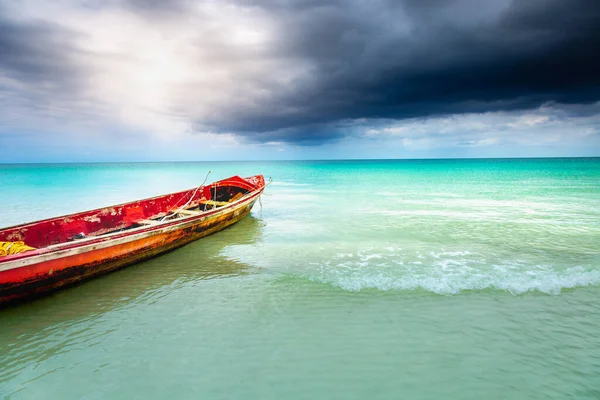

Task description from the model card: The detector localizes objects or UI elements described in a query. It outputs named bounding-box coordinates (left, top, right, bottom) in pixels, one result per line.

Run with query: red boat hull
left=0, top=175, right=264, bottom=306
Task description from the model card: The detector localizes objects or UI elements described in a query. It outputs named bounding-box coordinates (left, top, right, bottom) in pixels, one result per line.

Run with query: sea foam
left=304, top=264, right=600, bottom=295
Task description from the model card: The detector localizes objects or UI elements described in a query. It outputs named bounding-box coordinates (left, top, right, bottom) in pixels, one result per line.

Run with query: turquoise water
left=1, top=159, right=600, bottom=398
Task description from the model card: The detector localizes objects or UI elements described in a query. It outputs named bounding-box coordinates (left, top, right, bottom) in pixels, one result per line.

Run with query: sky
left=0, top=0, right=599, bottom=162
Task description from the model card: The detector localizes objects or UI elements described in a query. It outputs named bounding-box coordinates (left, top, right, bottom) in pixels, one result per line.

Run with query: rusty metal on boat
left=0, top=174, right=265, bottom=306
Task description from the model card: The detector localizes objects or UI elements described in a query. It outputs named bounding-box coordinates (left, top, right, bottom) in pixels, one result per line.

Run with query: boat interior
left=0, top=179, right=254, bottom=253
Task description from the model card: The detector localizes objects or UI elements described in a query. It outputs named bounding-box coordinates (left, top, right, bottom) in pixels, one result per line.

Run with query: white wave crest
left=305, top=265, right=600, bottom=295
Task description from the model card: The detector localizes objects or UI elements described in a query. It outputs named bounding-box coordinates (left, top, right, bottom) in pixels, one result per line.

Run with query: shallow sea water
left=1, top=159, right=600, bottom=399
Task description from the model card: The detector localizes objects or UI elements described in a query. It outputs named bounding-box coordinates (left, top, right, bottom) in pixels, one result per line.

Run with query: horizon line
left=1, top=155, right=600, bottom=165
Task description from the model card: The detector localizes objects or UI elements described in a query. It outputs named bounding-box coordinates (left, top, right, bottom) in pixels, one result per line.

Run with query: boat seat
left=178, top=209, right=203, bottom=216
left=137, top=219, right=159, bottom=225
left=199, top=200, right=229, bottom=207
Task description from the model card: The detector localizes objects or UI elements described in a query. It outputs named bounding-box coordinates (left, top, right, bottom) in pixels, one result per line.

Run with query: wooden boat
left=0, top=174, right=265, bottom=306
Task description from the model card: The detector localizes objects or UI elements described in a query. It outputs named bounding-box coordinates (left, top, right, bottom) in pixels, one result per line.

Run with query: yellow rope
left=0, top=241, right=36, bottom=257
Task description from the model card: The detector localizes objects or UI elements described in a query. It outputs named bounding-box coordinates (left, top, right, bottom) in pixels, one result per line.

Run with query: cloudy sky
left=1, top=0, right=599, bottom=162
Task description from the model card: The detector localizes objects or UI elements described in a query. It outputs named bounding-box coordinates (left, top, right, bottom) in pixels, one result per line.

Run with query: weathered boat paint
left=0, top=175, right=264, bottom=306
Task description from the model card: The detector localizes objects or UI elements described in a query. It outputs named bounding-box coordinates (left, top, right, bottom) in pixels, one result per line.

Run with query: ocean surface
left=1, top=158, right=600, bottom=399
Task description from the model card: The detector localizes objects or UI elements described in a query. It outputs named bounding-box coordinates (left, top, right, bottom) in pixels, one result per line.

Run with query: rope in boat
left=261, top=177, right=274, bottom=196
left=258, top=177, right=273, bottom=209
left=162, top=173, right=270, bottom=220
left=211, top=183, right=218, bottom=210
left=160, top=170, right=211, bottom=222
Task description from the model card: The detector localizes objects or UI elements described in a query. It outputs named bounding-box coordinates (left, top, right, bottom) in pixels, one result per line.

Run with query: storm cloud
left=210, top=0, right=600, bottom=138
left=0, top=0, right=599, bottom=153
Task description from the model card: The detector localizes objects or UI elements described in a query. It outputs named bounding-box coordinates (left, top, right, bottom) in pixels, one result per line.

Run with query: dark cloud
left=0, top=19, right=80, bottom=86
left=0, top=8, right=100, bottom=124
left=195, top=0, right=600, bottom=143
left=1, top=0, right=599, bottom=146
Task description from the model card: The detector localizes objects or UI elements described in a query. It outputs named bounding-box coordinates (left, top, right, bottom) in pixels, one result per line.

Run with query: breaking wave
left=296, top=249, right=600, bottom=295
left=304, top=267, right=600, bottom=295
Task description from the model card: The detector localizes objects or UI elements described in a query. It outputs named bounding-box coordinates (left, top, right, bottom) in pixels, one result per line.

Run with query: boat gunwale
left=0, top=186, right=264, bottom=269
